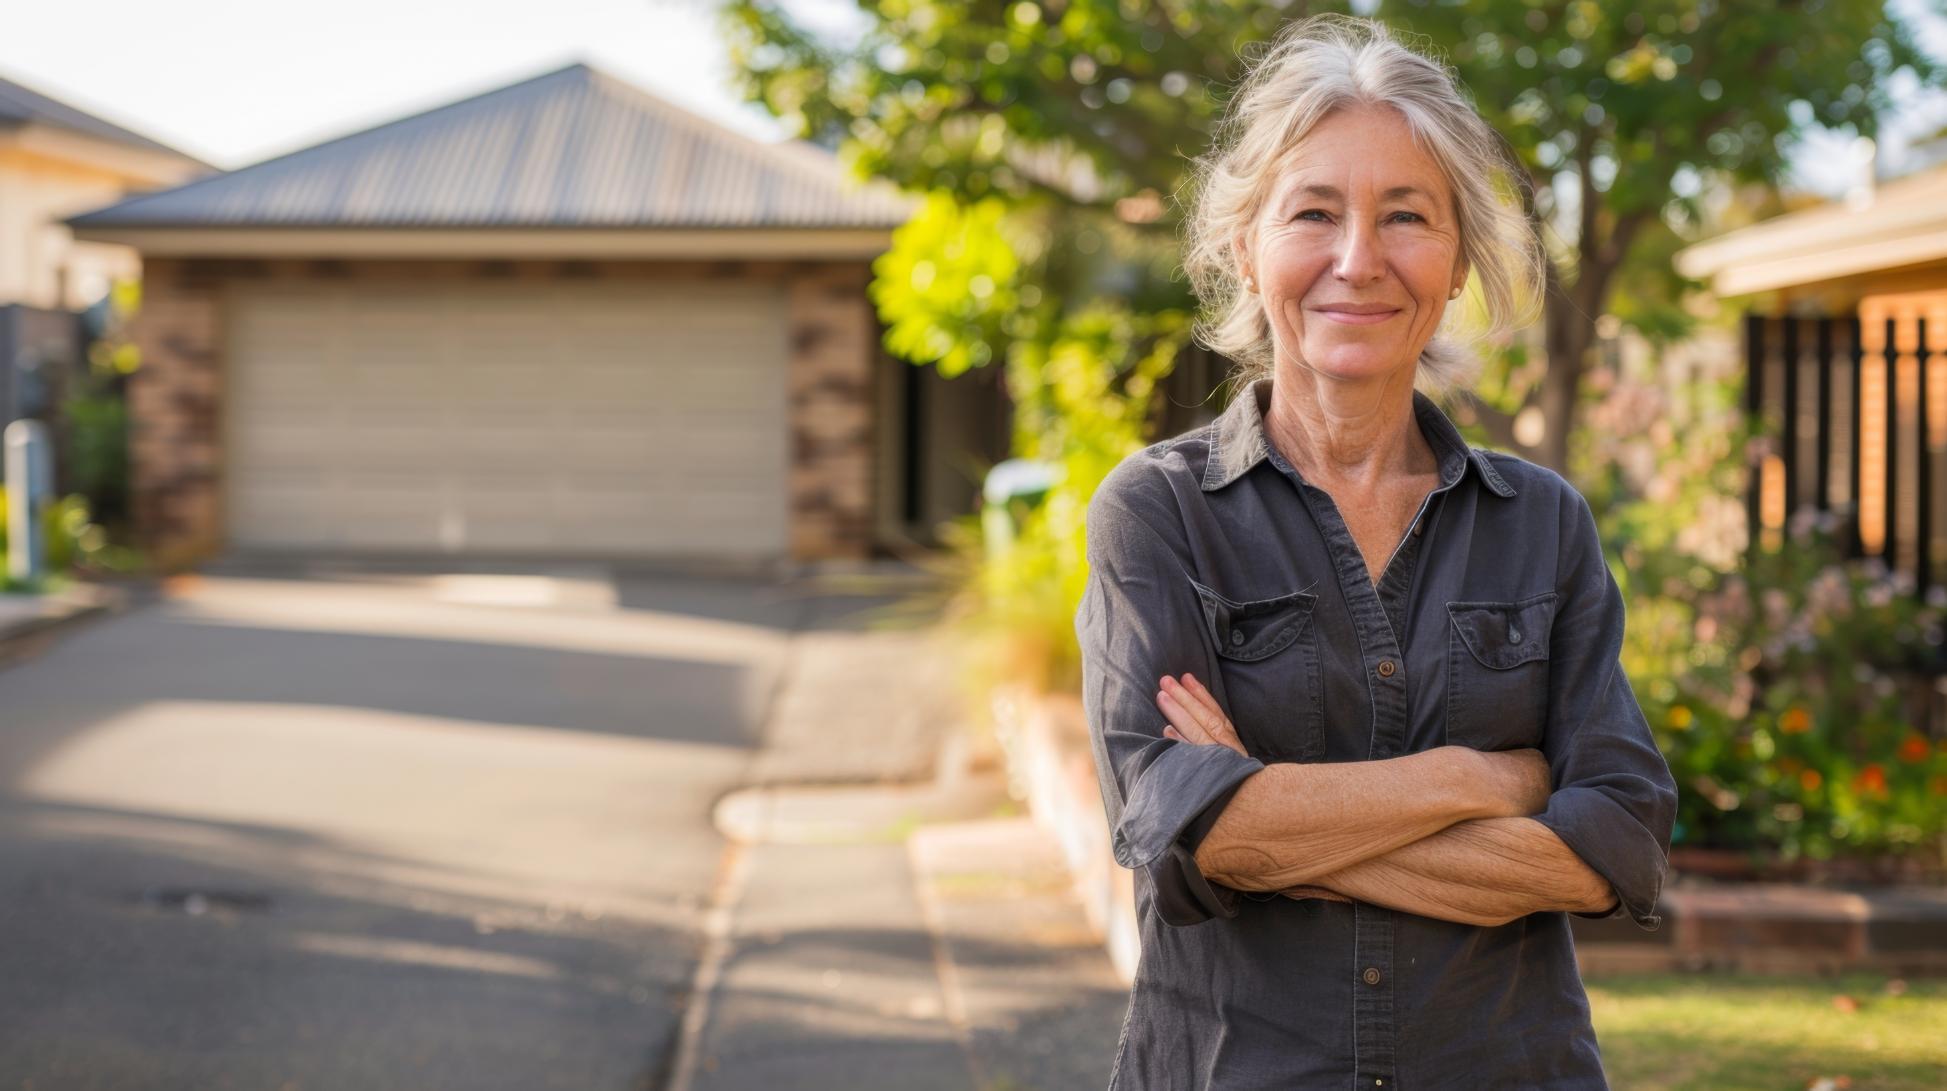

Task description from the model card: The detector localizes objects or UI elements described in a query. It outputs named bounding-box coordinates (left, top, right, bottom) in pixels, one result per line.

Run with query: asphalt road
left=0, top=563, right=803, bottom=1091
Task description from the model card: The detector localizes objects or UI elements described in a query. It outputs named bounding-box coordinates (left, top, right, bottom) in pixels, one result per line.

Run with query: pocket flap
left=1189, top=577, right=1319, bottom=662
left=1447, top=593, right=1557, bottom=670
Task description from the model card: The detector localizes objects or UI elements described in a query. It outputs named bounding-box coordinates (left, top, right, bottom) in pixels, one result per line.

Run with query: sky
left=2, top=0, right=1944, bottom=196
left=0, top=0, right=817, bottom=168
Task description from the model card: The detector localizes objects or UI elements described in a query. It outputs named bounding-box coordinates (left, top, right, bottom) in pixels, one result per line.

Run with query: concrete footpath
left=672, top=566, right=1130, bottom=1091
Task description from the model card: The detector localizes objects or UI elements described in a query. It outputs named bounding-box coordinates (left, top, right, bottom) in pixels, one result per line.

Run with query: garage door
left=224, top=279, right=790, bottom=558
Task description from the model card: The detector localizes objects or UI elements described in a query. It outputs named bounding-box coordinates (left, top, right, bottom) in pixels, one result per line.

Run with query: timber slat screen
left=1747, top=291, right=1947, bottom=595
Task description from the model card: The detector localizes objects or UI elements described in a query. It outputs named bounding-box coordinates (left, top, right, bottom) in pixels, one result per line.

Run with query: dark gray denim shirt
left=1075, top=377, right=1678, bottom=1090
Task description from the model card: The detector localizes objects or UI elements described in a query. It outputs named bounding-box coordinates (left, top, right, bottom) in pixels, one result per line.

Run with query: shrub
left=1641, top=522, right=1947, bottom=861
left=0, top=487, right=138, bottom=590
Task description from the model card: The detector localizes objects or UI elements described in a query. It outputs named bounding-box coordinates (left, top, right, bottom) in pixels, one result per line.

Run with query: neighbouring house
left=1677, top=159, right=1947, bottom=593
left=1, top=71, right=209, bottom=432
left=65, top=61, right=1012, bottom=572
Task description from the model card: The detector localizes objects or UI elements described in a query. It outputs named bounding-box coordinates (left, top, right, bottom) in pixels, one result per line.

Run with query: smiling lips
left=1312, top=303, right=1403, bottom=325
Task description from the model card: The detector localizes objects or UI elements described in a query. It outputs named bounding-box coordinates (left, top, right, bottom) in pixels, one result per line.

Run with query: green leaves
left=870, top=193, right=1022, bottom=377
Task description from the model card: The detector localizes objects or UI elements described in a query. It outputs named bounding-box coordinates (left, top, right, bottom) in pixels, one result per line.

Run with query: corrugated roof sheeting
left=67, top=63, right=913, bottom=230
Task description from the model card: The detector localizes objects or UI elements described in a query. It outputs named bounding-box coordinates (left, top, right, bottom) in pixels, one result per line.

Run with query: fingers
left=1167, top=674, right=1245, bottom=754
left=1157, top=687, right=1210, bottom=744
left=1157, top=673, right=1250, bottom=756
left=1175, top=673, right=1224, bottom=722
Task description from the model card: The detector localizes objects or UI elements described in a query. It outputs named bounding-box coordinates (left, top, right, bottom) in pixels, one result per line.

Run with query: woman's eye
left=1295, top=209, right=1330, bottom=222
left=1390, top=211, right=1425, bottom=224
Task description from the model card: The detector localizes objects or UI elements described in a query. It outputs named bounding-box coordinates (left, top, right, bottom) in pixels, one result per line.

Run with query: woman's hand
left=1155, top=672, right=1248, bottom=756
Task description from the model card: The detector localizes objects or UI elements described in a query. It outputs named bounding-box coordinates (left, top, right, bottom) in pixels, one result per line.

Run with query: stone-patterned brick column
left=786, top=263, right=877, bottom=560
left=128, top=259, right=225, bottom=572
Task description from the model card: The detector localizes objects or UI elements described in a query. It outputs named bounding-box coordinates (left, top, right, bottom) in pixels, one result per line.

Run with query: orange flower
left=1799, top=768, right=1823, bottom=792
left=1666, top=705, right=1694, bottom=730
left=1779, top=706, right=1813, bottom=734
left=1898, top=734, right=1931, bottom=764
left=1854, top=764, right=1888, bottom=796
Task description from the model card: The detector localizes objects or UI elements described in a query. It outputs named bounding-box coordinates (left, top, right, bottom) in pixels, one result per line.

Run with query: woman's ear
left=1233, top=232, right=1256, bottom=294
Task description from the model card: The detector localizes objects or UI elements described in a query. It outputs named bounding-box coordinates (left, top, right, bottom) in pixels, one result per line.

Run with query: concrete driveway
left=0, top=560, right=824, bottom=1090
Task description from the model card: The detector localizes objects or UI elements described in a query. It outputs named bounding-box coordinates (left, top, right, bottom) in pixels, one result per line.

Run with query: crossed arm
left=1157, top=673, right=1619, bottom=927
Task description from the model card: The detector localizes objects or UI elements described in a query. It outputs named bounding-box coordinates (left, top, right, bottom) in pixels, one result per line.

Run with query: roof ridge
left=63, top=60, right=605, bottom=224
left=64, top=58, right=913, bottom=232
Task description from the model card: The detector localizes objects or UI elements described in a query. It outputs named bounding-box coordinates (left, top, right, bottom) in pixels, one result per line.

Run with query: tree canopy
left=721, top=0, right=1947, bottom=472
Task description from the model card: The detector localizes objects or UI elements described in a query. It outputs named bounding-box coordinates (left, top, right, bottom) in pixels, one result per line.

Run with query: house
left=1, top=72, right=209, bottom=426
left=1676, top=160, right=1947, bottom=592
left=65, top=62, right=1012, bottom=572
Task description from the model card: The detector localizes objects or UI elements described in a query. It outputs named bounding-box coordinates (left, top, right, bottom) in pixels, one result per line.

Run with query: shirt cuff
left=1533, top=785, right=1668, bottom=931
left=1111, top=741, right=1265, bottom=870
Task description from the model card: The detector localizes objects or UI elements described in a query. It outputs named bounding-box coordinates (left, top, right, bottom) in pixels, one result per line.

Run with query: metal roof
left=64, top=62, right=913, bottom=232
left=0, top=73, right=210, bottom=166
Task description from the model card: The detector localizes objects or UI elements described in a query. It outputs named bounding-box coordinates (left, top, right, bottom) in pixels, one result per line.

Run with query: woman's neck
left=1261, top=362, right=1435, bottom=489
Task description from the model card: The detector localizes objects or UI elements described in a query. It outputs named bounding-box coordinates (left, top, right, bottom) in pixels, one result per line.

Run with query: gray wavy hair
left=1180, top=14, right=1545, bottom=396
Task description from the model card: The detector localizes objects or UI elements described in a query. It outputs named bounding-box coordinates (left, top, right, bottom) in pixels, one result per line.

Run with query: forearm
left=1194, top=747, right=1500, bottom=891
left=1299, top=816, right=1618, bottom=927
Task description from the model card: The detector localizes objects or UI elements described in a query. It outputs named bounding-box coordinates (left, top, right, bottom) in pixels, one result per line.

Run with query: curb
left=0, top=576, right=159, bottom=666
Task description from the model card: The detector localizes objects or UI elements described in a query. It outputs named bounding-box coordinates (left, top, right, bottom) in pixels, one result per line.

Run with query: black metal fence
left=1745, top=306, right=1947, bottom=594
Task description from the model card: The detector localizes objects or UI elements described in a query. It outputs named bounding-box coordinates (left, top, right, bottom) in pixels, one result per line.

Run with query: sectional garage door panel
left=224, top=280, right=791, bottom=557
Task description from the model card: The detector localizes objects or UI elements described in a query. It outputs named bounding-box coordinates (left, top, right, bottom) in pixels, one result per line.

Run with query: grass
left=1587, top=972, right=1947, bottom=1090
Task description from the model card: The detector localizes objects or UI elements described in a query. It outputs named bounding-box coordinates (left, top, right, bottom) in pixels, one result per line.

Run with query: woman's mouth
left=1313, top=306, right=1402, bottom=325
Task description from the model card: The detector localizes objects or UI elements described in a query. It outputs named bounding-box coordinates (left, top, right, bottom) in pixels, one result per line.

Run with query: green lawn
left=1588, top=973, right=1947, bottom=1090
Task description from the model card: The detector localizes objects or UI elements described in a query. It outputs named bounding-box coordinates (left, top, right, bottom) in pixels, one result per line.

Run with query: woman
left=1074, top=15, right=1678, bottom=1090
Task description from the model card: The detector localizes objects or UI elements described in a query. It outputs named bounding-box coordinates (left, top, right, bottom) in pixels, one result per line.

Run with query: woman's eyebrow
left=1285, top=183, right=1434, bottom=201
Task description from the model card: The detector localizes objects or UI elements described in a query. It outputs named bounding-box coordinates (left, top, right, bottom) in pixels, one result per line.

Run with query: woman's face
left=1240, top=103, right=1467, bottom=388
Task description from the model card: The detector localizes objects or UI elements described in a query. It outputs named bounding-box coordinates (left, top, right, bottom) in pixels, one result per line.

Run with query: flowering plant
left=1641, top=518, right=1947, bottom=861
left=1571, top=335, right=1945, bottom=864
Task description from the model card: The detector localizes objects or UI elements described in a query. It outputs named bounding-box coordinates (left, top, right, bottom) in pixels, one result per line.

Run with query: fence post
left=4, top=418, right=53, bottom=584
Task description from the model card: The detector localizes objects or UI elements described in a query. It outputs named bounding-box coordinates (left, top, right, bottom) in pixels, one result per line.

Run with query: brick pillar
left=128, top=259, right=224, bottom=571
left=786, top=264, right=876, bottom=560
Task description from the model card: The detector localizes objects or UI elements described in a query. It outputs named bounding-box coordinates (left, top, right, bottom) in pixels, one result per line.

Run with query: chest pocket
left=1445, top=592, right=1557, bottom=751
left=1189, top=577, right=1324, bottom=763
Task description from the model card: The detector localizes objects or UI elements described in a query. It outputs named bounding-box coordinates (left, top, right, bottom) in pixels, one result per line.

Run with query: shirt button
left=1230, top=629, right=1246, bottom=646
left=1362, top=967, right=1381, bottom=985
left=1376, top=659, right=1396, bottom=678
left=1509, top=626, right=1523, bottom=642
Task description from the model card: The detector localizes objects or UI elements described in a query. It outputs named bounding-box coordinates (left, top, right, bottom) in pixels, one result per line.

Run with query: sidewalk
left=671, top=564, right=1130, bottom=1091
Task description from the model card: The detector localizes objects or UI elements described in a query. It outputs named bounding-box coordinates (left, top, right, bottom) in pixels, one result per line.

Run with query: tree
left=718, top=0, right=1945, bottom=474
left=1390, top=0, right=1945, bottom=468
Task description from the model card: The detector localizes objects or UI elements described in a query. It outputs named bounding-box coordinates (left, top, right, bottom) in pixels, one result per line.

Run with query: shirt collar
left=1199, top=375, right=1517, bottom=498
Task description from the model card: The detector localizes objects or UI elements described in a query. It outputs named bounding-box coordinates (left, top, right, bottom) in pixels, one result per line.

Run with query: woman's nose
left=1332, top=219, right=1385, bottom=285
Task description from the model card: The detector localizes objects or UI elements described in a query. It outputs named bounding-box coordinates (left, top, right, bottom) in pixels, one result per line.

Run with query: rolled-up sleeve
left=1075, top=487, right=1264, bottom=926
left=1531, top=488, right=1680, bottom=931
